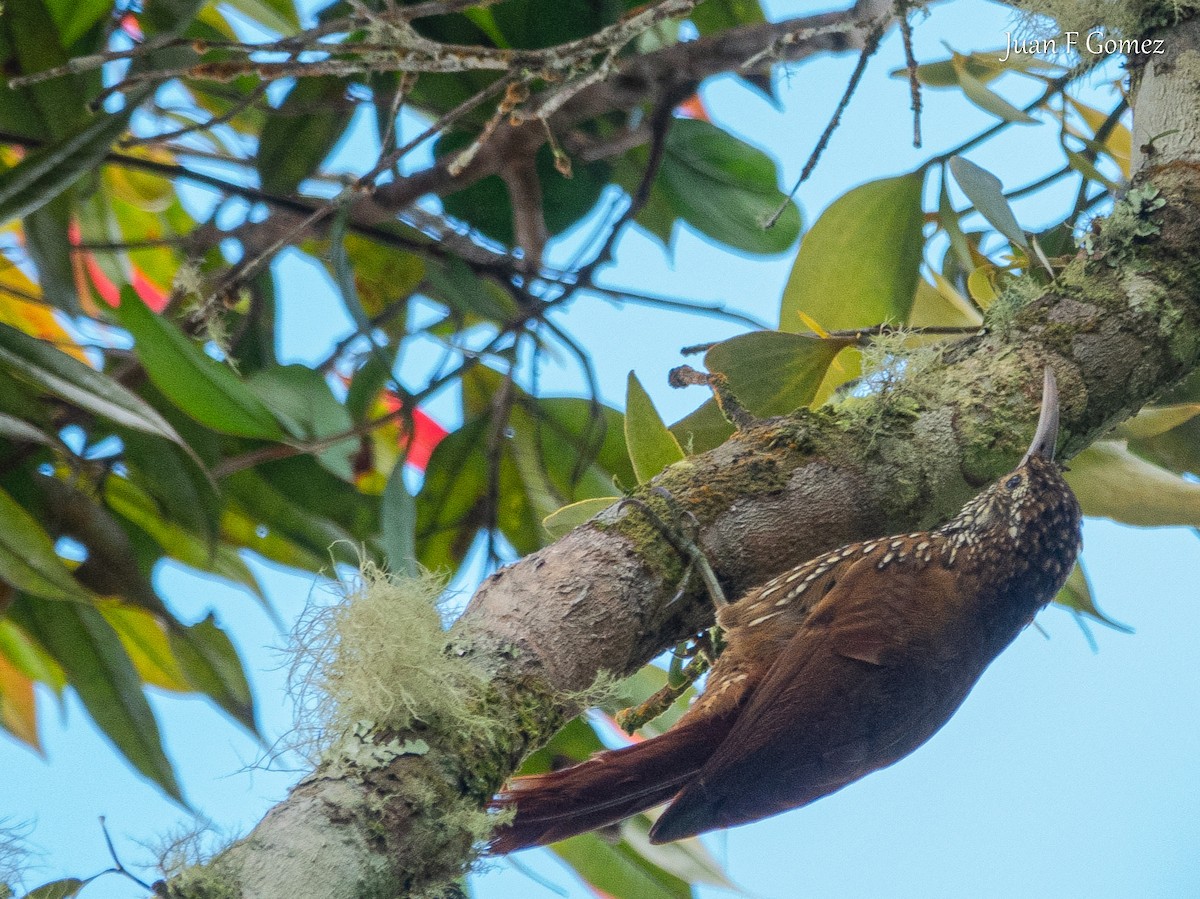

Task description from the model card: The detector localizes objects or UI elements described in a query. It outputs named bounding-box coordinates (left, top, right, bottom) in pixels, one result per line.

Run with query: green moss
left=986, top=274, right=1046, bottom=335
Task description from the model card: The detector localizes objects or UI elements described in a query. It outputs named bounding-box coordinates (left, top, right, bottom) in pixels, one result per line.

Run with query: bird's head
left=939, top=368, right=1082, bottom=585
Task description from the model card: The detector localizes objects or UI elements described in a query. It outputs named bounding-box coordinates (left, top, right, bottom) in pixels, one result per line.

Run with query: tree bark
left=162, top=11, right=1200, bottom=899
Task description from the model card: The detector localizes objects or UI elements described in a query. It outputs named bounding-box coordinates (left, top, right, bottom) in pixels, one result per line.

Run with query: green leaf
left=602, top=664, right=697, bottom=738
left=169, top=614, right=257, bottom=733
left=552, top=833, right=691, bottom=899
left=669, top=398, right=734, bottom=456
left=625, top=372, right=685, bottom=484
left=246, top=365, right=355, bottom=479
left=224, top=469, right=360, bottom=568
left=44, top=0, right=112, bottom=46
left=1066, top=440, right=1200, bottom=526
left=690, top=0, right=765, bottom=34
left=11, top=596, right=182, bottom=801
left=0, top=484, right=91, bottom=602
left=779, top=171, right=926, bottom=331
left=414, top=419, right=491, bottom=572
left=22, top=197, right=78, bottom=311
left=257, top=76, right=355, bottom=195
left=0, top=321, right=189, bottom=447
left=621, top=814, right=739, bottom=891
left=345, top=345, right=399, bottom=422
left=20, top=878, right=86, bottom=899
left=516, top=716, right=606, bottom=776
left=0, top=411, right=63, bottom=451
left=0, top=91, right=147, bottom=225
left=704, top=331, right=849, bottom=417
left=939, top=168, right=974, bottom=271
left=543, top=497, right=620, bottom=539
left=1116, top=403, right=1200, bottom=440
left=334, top=234, right=425, bottom=320
left=437, top=136, right=610, bottom=247
left=381, top=462, right=418, bottom=575
left=651, top=118, right=800, bottom=254
left=1054, top=561, right=1132, bottom=633
left=891, top=48, right=1060, bottom=87
left=948, top=156, right=1029, bottom=250
left=103, top=475, right=262, bottom=594
left=115, top=289, right=286, bottom=440
left=1064, top=148, right=1121, bottom=192
left=116, top=429, right=220, bottom=545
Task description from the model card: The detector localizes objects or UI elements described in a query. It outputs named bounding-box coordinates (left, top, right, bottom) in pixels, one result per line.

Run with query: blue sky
left=3, top=1, right=1199, bottom=897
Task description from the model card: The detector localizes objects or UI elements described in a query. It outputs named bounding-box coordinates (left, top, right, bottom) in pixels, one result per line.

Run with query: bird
left=489, top=367, right=1082, bottom=852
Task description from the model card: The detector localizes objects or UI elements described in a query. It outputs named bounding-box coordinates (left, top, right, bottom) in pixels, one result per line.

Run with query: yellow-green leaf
left=967, top=265, right=999, bottom=308
left=99, top=601, right=190, bottom=691
left=621, top=813, right=740, bottom=891
left=551, top=832, right=691, bottom=899
left=1114, top=404, right=1200, bottom=440
left=955, top=65, right=1038, bottom=124
left=625, top=372, right=685, bottom=484
left=1066, top=440, right=1200, bottom=526
left=1054, top=561, right=1131, bottom=633
left=0, top=652, right=40, bottom=751
left=1068, top=97, right=1131, bottom=178
left=0, top=618, right=65, bottom=690
left=779, top=171, right=926, bottom=332
left=543, top=497, right=620, bottom=539
left=909, top=274, right=984, bottom=328
left=20, top=878, right=86, bottom=899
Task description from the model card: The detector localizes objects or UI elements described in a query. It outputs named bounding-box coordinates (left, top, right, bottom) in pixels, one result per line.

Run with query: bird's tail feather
left=488, top=712, right=734, bottom=853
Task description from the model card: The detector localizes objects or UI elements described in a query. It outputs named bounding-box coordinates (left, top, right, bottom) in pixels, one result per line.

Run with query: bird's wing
left=650, top=556, right=972, bottom=843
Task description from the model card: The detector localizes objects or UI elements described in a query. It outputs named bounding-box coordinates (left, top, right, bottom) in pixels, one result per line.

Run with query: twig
left=569, top=87, right=682, bottom=290
left=614, top=653, right=709, bottom=733
left=668, top=365, right=758, bottom=429
left=584, top=284, right=768, bottom=329
left=767, top=22, right=885, bottom=227
left=895, top=0, right=922, bottom=148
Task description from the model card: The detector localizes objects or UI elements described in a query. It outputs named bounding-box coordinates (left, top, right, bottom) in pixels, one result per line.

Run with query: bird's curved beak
left=1021, top=366, right=1060, bottom=463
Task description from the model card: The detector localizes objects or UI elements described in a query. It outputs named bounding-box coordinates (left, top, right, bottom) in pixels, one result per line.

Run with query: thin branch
left=895, top=0, right=922, bottom=147
left=768, top=22, right=885, bottom=227
left=584, top=285, right=769, bottom=329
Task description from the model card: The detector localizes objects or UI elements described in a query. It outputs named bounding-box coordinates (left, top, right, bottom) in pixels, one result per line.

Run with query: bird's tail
left=488, top=712, right=735, bottom=853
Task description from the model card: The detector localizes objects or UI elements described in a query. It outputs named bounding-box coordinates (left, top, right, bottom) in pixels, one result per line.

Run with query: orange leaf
left=675, top=94, right=711, bottom=123
left=0, top=652, right=40, bottom=751
left=0, top=259, right=89, bottom=362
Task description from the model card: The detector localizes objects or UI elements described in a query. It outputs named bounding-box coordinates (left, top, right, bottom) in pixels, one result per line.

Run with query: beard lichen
left=147, top=822, right=241, bottom=899
left=834, top=329, right=950, bottom=456
left=287, top=565, right=498, bottom=765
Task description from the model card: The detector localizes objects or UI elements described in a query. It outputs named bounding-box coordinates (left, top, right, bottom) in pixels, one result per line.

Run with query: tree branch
left=160, top=7, right=1200, bottom=899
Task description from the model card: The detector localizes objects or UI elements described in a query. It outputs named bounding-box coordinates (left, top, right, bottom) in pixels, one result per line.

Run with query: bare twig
left=767, top=22, right=885, bottom=227
left=895, top=0, right=922, bottom=147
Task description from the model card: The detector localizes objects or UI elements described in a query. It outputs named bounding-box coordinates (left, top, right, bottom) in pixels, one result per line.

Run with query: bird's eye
left=1005, top=475, right=1022, bottom=489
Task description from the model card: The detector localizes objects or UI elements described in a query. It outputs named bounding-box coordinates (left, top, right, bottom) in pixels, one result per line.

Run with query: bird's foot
left=617, top=486, right=727, bottom=609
